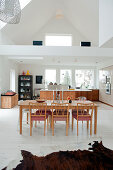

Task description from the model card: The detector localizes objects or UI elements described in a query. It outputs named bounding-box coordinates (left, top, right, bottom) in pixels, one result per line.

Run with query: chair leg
left=66, top=120, right=68, bottom=136
left=47, top=118, right=49, bottom=130
left=35, top=121, right=37, bottom=128
left=49, top=116, right=52, bottom=128
left=30, top=120, right=32, bottom=136
left=44, top=120, right=46, bottom=136
left=72, top=116, right=74, bottom=131
left=90, top=120, right=92, bottom=135
left=77, top=120, right=78, bottom=136
left=27, top=112, right=29, bottom=124
left=68, top=115, right=70, bottom=127
left=87, top=121, right=89, bottom=130
left=52, top=118, right=54, bottom=136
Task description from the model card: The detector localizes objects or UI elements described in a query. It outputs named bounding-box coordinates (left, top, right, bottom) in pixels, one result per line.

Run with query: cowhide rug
left=2, top=141, right=113, bottom=170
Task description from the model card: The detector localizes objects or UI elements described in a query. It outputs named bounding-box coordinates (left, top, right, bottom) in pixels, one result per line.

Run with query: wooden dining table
left=18, top=100, right=98, bottom=135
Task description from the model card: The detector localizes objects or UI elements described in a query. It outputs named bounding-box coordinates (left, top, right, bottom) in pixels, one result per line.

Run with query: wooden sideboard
left=40, top=90, right=99, bottom=101
left=1, top=94, right=18, bottom=109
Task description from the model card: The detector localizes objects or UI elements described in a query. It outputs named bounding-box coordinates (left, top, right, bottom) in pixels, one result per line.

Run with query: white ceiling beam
left=0, top=45, right=113, bottom=57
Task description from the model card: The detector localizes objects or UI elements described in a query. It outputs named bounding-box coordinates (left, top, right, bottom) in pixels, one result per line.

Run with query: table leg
left=20, top=106, right=22, bottom=134
left=94, top=106, right=97, bottom=134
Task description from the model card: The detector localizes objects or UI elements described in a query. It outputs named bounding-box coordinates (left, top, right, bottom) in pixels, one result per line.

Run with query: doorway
left=10, top=69, right=15, bottom=92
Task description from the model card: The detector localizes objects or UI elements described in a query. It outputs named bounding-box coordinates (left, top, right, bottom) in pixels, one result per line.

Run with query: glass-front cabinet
left=18, top=75, right=33, bottom=100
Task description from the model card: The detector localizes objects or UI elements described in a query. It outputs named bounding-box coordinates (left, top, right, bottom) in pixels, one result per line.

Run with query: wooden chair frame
left=51, top=103, right=69, bottom=136
left=29, top=102, right=48, bottom=136
left=72, top=102, right=94, bottom=136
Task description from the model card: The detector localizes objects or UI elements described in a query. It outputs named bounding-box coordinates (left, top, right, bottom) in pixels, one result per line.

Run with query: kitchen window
left=45, top=69, right=56, bottom=88
left=60, top=70, right=72, bottom=86
left=75, top=69, right=94, bottom=89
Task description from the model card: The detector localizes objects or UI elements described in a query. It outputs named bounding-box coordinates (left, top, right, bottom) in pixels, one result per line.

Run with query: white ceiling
left=1, top=0, right=99, bottom=46
left=2, top=0, right=110, bottom=67
left=11, top=55, right=112, bottom=67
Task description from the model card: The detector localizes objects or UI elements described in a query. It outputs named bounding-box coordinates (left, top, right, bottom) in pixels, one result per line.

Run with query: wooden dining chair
left=29, top=102, right=48, bottom=136
left=72, top=102, right=94, bottom=136
left=51, top=103, right=69, bottom=136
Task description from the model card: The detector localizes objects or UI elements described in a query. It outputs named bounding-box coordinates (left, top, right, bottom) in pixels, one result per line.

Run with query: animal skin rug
left=2, top=141, right=113, bottom=170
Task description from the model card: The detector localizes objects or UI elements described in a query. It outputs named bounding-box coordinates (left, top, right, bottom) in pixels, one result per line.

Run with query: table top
left=19, top=100, right=97, bottom=107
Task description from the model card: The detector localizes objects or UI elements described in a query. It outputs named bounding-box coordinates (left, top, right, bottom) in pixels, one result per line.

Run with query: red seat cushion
left=53, top=117, right=67, bottom=121
left=31, top=116, right=46, bottom=121
left=46, top=110, right=52, bottom=115
left=72, top=112, right=91, bottom=121
left=5, top=92, right=16, bottom=95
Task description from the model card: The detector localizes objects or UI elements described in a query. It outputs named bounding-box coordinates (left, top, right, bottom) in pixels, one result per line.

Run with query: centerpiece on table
left=67, top=96, right=72, bottom=103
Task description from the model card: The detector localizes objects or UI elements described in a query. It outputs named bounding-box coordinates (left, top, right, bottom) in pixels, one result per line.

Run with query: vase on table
left=69, top=99, right=72, bottom=103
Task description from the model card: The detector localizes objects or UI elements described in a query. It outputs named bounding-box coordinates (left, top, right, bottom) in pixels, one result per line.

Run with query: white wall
left=99, top=65, right=113, bottom=105
left=99, top=0, right=113, bottom=47
left=31, top=17, right=87, bottom=46
left=18, top=64, right=98, bottom=95
left=0, top=32, right=15, bottom=45
left=0, top=57, right=18, bottom=106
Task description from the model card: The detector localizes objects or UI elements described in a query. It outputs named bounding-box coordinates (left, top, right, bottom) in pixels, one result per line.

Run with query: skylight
left=0, top=0, right=32, bottom=29
left=20, top=0, right=31, bottom=10
left=45, top=35, right=72, bottom=46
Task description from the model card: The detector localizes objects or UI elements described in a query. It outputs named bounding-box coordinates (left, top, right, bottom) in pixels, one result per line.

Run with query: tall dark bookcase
left=18, top=75, right=33, bottom=100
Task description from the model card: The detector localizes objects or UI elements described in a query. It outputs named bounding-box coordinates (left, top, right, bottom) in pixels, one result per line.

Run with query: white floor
left=0, top=102, right=113, bottom=169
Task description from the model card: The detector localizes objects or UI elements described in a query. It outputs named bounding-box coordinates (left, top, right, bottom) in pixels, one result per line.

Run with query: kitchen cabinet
left=40, top=90, right=99, bottom=101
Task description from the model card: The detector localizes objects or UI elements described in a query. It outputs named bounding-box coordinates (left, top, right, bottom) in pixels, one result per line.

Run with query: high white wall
left=99, top=65, right=113, bottom=105
left=18, top=64, right=98, bottom=95
left=0, top=57, right=18, bottom=106
left=31, top=17, right=88, bottom=46
left=99, top=0, right=113, bottom=47
left=0, top=32, right=15, bottom=45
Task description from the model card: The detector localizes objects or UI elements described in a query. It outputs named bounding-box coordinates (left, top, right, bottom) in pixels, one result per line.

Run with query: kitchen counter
left=40, top=89, right=99, bottom=101
left=40, top=89, right=92, bottom=91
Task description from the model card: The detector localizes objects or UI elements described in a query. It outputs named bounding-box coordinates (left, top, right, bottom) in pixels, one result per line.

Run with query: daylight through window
left=45, top=35, right=72, bottom=46
left=75, top=70, right=94, bottom=89
left=60, top=70, right=72, bottom=86
left=45, top=69, right=56, bottom=88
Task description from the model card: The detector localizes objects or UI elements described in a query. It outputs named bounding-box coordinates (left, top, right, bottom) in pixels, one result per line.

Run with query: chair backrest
left=77, top=102, right=94, bottom=119
left=51, top=103, right=69, bottom=117
left=29, top=102, right=47, bottom=118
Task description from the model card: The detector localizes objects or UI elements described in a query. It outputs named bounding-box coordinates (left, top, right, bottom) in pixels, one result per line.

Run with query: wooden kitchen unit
left=91, top=89, right=99, bottom=101
left=1, top=94, right=18, bottom=109
left=40, top=90, right=99, bottom=101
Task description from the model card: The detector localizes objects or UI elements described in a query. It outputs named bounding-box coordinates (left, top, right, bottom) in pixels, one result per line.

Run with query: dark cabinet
left=18, top=75, right=33, bottom=100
